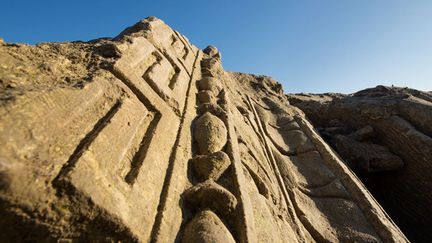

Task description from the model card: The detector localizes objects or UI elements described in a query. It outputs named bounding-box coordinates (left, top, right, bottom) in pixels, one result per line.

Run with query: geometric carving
left=115, top=36, right=191, bottom=115
left=124, top=110, right=160, bottom=184
left=143, top=50, right=181, bottom=104
left=0, top=17, right=409, bottom=243
left=53, top=33, right=193, bottom=241
left=55, top=83, right=177, bottom=241
left=173, top=30, right=196, bottom=70
left=249, top=97, right=387, bottom=242
left=170, top=33, right=189, bottom=61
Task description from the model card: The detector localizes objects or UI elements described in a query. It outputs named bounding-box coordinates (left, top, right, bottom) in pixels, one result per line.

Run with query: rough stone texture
left=203, top=45, right=221, bottom=60
left=333, top=134, right=404, bottom=172
left=0, top=17, right=411, bottom=242
left=183, top=179, right=238, bottom=217
left=288, top=85, right=432, bottom=242
left=182, top=210, right=235, bottom=243
left=197, top=77, right=223, bottom=95
left=191, top=151, right=231, bottom=181
left=197, top=90, right=216, bottom=104
left=194, top=112, right=228, bottom=155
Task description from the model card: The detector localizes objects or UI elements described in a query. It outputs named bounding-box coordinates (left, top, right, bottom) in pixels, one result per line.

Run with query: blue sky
left=1, top=0, right=431, bottom=93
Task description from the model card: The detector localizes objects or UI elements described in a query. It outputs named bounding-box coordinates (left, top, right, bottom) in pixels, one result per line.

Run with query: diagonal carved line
left=171, top=32, right=190, bottom=60
left=251, top=98, right=271, bottom=110
left=152, top=48, right=194, bottom=113
left=149, top=49, right=201, bottom=243
left=125, top=112, right=162, bottom=184
left=53, top=99, right=123, bottom=186
left=142, top=52, right=174, bottom=96
left=159, top=48, right=191, bottom=78
left=142, top=48, right=190, bottom=117
left=174, top=30, right=194, bottom=54
left=140, top=51, right=181, bottom=116
left=142, top=51, right=178, bottom=91
left=238, top=137, right=274, bottom=185
left=142, top=52, right=163, bottom=81
left=243, top=112, right=282, bottom=180
left=246, top=96, right=312, bottom=242
left=245, top=144, right=274, bottom=184
left=111, top=63, right=167, bottom=185
left=241, top=160, right=269, bottom=198
left=112, top=65, right=159, bottom=113
left=147, top=49, right=183, bottom=89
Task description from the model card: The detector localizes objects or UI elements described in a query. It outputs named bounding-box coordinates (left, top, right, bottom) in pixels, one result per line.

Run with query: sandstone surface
left=0, top=17, right=412, bottom=242
left=288, top=86, right=432, bottom=242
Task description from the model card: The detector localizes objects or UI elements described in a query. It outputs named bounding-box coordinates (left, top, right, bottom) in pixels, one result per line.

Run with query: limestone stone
left=183, top=180, right=238, bottom=216
left=194, top=112, right=228, bottom=155
left=191, top=151, right=231, bottom=181
left=287, top=85, right=432, bottom=242
left=182, top=210, right=235, bottom=243
left=197, top=90, right=216, bottom=104
left=197, top=77, right=223, bottom=95
left=0, top=17, right=411, bottom=243
left=203, top=45, right=221, bottom=60
left=333, top=134, right=404, bottom=172
left=197, top=103, right=226, bottom=117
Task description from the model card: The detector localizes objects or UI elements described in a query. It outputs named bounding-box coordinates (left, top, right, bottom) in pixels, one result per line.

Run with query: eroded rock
left=198, top=77, right=223, bottom=95
left=201, top=58, right=220, bottom=70
left=191, top=151, right=231, bottom=181
left=349, top=125, right=375, bottom=141
left=197, top=103, right=226, bottom=117
left=287, top=85, right=432, bottom=241
left=197, top=90, right=216, bottom=104
left=203, top=45, right=221, bottom=60
left=183, top=180, right=238, bottom=216
left=0, top=17, right=412, bottom=243
left=333, top=134, right=404, bottom=172
left=194, top=112, right=228, bottom=155
left=182, top=210, right=235, bottom=243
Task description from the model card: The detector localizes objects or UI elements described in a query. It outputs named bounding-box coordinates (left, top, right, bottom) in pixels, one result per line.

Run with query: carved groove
left=241, top=161, right=269, bottom=197
left=125, top=112, right=162, bottom=184
left=171, top=33, right=190, bottom=61
left=142, top=51, right=179, bottom=92
left=0, top=18, right=409, bottom=243
left=174, top=30, right=194, bottom=54
left=141, top=48, right=191, bottom=116
left=160, top=51, right=182, bottom=89
left=53, top=100, right=123, bottom=184
left=163, top=48, right=191, bottom=78
left=150, top=49, right=201, bottom=243
left=239, top=141, right=274, bottom=185
left=246, top=96, right=310, bottom=241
